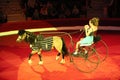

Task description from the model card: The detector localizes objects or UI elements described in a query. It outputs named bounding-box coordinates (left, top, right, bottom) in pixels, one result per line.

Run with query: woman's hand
left=84, top=25, right=89, bottom=30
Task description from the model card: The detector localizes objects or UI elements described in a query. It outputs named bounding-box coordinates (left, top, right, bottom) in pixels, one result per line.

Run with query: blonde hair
left=90, top=17, right=99, bottom=26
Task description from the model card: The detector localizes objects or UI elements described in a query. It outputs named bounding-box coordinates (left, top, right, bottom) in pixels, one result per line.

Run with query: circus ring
left=0, top=19, right=120, bottom=80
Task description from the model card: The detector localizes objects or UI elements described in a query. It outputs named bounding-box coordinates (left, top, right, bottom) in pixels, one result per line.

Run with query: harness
left=31, top=34, right=53, bottom=51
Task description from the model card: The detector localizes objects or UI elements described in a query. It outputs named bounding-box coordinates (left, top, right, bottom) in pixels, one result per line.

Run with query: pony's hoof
left=56, top=56, right=60, bottom=60
left=60, top=59, right=65, bottom=64
left=28, top=60, right=32, bottom=64
left=38, top=61, right=43, bottom=65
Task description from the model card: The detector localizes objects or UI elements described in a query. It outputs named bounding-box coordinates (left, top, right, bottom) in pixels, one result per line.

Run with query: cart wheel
left=71, top=46, right=100, bottom=73
left=92, top=40, right=108, bottom=63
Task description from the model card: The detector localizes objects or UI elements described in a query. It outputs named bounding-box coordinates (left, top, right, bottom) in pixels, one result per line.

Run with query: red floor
left=0, top=30, right=120, bottom=80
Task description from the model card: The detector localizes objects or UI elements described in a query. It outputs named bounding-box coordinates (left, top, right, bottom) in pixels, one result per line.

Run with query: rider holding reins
left=73, top=17, right=99, bottom=55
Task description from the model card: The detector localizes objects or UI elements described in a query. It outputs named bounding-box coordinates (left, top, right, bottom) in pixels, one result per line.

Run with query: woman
left=73, top=17, right=99, bottom=55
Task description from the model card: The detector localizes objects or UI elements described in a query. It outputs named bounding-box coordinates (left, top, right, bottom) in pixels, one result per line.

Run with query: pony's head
left=16, top=30, right=37, bottom=44
left=16, top=30, right=36, bottom=44
left=16, top=30, right=27, bottom=42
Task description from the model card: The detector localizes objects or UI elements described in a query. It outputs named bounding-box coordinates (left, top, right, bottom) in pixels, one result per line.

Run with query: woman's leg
left=73, top=41, right=80, bottom=54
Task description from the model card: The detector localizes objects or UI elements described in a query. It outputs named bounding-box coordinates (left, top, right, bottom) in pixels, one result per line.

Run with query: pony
left=16, top=30, right=68, bottom=64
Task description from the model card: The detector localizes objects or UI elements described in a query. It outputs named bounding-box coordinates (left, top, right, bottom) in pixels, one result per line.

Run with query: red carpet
left=0, top=20, right=120, bottom=80
left=0, top=30, right=120, bottom=80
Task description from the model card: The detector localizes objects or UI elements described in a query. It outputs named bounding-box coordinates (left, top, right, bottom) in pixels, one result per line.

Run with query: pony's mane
left=25, top=31, right=37, bottom=44
left=18, top=30, right=26, bottom=35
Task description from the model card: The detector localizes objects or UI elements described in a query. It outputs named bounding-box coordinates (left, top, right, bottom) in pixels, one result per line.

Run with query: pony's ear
left=18, top=30, right=26, bottom=35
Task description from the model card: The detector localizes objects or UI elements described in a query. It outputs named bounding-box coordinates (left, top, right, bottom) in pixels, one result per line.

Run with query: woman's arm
left=84, top=25, right=92, bottom=36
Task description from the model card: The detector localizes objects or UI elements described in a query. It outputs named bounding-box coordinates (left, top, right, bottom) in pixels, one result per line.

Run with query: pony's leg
left=56, top=53, right=60, bottom=60
left=53, top=36, right=63, bottom=61
left=28, top=53, right=33, bottom=64
left=53, top=36, right=66, bottom=64
left=28, top=50, right=37, bottom=64
left=38, top=49, right=43, bottom=65
left=60, top=53, right=65, bottom=64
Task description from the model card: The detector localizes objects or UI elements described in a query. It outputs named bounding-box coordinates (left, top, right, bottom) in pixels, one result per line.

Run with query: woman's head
left=89, top=17, right=99, bottom=26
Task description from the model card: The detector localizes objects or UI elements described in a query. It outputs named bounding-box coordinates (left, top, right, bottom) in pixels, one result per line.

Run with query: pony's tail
left=61, top=38, right=69, bottom=56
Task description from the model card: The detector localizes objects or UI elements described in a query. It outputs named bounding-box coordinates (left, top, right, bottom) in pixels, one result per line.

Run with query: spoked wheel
left=71, top=46, right=100, bottom=73
left=92, top=40, right=108, bottom=63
